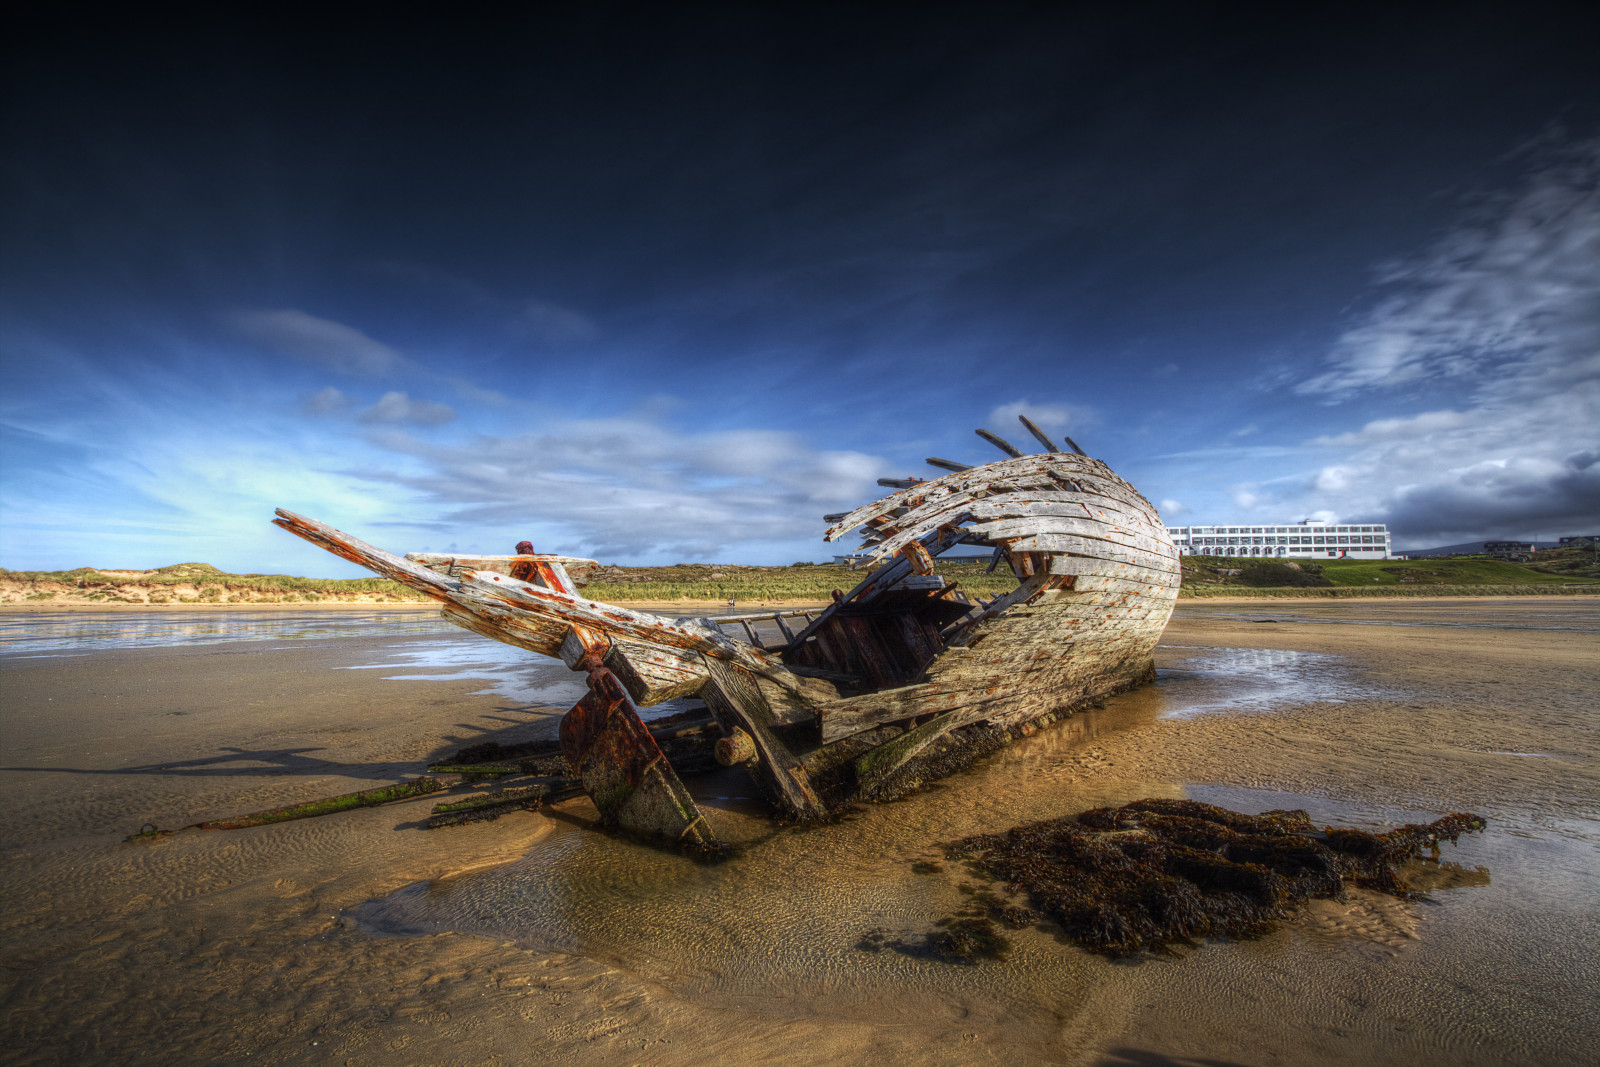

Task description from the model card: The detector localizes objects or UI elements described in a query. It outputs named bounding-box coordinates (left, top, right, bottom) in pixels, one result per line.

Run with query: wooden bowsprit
left=558, top=644, right=719, bottom=853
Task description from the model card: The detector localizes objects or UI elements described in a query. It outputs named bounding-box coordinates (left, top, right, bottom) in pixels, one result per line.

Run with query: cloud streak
left=350, top=416, right=887, bottom=560
left=358, top=392, right=456, bottom=426
left=230, top=309, right=409, bottom=378
left=1283, top=139, right=1600, bottom=544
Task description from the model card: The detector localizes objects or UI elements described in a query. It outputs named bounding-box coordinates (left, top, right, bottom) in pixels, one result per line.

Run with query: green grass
left=2, top=564, right=431, bottom=601
left=1318, top=557, right=1574, bottom=586
left=11, top=548, right=1595, bottom=606
left=587, top=556, right=1020, bottom=601
left=1176, top=552, right=1598, bottom=597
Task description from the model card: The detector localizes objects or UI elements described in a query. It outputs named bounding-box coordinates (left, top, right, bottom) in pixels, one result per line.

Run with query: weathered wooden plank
left=1071, top=573, right=1184, bottom=596
left=439, top=602, right=568, bottom=659
left=966, top=517, right=1176, bottom=558
left=1003, top=532, right=1175, bottom=566
left=407, top=553, right=602, bottom=587
left=782, top=525, right=968, bottom=652
left=1017, top=414, right=1062, bottom=454
left=975, top=428, right=1026, bottom=458
left=605, top=640, right=709, bottom=706
left=964, top=499, right=1095, bottom=522
left=1046, top=555, right=1182, bottom=587
left=990, top=533, right=1172, bottom=569
left=699, top=657, right=827, bottom=819
left=853, top=701, right=1001, bottom=793
left=275, top=510, right=461, bottom=598
left=452, top=568, right=795, bottom=683
left=824, top=454, right=1084, bottom=541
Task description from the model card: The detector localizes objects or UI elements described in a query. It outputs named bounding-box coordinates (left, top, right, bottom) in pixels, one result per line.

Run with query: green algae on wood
left=126, top=776, right=457, bottom=841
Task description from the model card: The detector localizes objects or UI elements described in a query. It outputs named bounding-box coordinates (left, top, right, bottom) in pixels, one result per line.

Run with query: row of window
left=1179, top=535, right=1385, bottom=546
left=1192, top=545, right=1382, bottom=557
left=1167, top=525, right=1387, bottom=535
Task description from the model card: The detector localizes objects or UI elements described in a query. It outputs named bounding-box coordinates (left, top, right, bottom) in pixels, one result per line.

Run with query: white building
left=1164, top=521, right=1391, bottom=560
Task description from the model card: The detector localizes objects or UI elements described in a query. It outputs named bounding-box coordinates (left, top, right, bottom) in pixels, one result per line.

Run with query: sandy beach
left=1, top=598, right=1595, bottom=1064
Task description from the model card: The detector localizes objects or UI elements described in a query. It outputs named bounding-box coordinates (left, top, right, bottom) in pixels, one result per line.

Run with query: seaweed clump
left=948, top=798, right=1485, bottom=957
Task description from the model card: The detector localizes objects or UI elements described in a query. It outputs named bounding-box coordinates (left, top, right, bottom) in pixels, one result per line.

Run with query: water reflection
left=0, top=609, right=454, bottom=656
left=1152, top=646, right=1377, bottom=718
left=1172, top=600, right=1600, bottom=632
left=339, top=638, right=704, bottom=720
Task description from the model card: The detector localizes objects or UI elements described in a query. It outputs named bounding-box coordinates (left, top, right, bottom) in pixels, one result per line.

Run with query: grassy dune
left=1177, top=551, right=1598, bottom=598
left=6, top=550, right=1595, bottom=606
left=588, top=556, right=1022, bottom=602
left=1, top=562, right=430, bottom=604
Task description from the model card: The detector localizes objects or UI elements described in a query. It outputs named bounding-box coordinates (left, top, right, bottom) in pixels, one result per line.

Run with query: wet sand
left=1, top=599, right=1596, bottom=1064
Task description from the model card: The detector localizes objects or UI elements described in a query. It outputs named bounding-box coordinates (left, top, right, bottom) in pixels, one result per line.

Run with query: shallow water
left=0, top=608, right=457, bottom=656
left=353, top=702, right=1599, bottom=1063
left=1173, top=598, right=1600, bottom=632
left=1153, top=645, right=1376, bottom=718
left=2, top=598, right=1595, bottom=1063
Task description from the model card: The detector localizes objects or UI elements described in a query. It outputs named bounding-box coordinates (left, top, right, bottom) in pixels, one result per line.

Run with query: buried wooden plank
left=852, top=701, right=1004, bottom=795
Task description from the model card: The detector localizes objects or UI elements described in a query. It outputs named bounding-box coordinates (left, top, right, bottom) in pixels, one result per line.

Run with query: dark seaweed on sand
left=944, top=798, right=1486, bottom=957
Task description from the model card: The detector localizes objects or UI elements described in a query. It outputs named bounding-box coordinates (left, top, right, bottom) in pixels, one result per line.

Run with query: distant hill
left=0, top=564, right=430, bottom=605
left=1400, top=540, right=1563, bottom=557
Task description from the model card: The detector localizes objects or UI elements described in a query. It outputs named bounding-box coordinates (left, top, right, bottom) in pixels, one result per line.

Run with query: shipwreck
left=270, top=416, right=1179, bottom=851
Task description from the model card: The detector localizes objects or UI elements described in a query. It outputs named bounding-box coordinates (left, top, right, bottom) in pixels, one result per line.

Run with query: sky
left=3, top=4, right=1597, bottom=575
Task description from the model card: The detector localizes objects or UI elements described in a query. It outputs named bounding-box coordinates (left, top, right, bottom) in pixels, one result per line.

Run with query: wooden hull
left=273, top=438, right=1177, bottom=848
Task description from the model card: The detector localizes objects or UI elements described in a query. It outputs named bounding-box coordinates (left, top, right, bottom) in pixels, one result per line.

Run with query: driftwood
left=257, top=416, right=1179, bottom=854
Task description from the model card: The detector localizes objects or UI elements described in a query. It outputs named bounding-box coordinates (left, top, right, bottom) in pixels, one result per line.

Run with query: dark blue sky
left=4, top=4, right=1597, bottom=573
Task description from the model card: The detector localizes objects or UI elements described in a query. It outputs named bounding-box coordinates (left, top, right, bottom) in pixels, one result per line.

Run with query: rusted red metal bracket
left=556, top=626, right=719, bottom=852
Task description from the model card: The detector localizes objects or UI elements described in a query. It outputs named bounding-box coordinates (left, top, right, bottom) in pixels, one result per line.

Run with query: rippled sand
left=1, top=599, right=1596, bottom=1064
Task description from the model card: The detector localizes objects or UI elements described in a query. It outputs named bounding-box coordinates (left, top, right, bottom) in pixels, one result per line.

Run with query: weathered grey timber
left=272, top=417, right=1178, bottom=850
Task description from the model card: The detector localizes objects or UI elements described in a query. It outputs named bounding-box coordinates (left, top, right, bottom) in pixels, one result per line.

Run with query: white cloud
left=1158, top=498, right=1188, bottom=518
left=231, top=309, right=409, bottom=378
left=372, top=260, right=599, bottom=345
left=350, top=415, right=887, bottom=559
left=358, top=392, right=456, bottom=426
left=509, top=299, right=600, bottom=345
left=1299, top=139, right=1600, bottom=398
left=987, top=400, right=1095, bottom=431
left=1230, top=484, right=1264, bottom=510
left=301, top=386, right=349, bottom=415
left=985, top=400, right=1100, bottom=455
left=1313, top=466, right=1353, bottom=493
left=1282, top=138, right=1600, bottom=544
